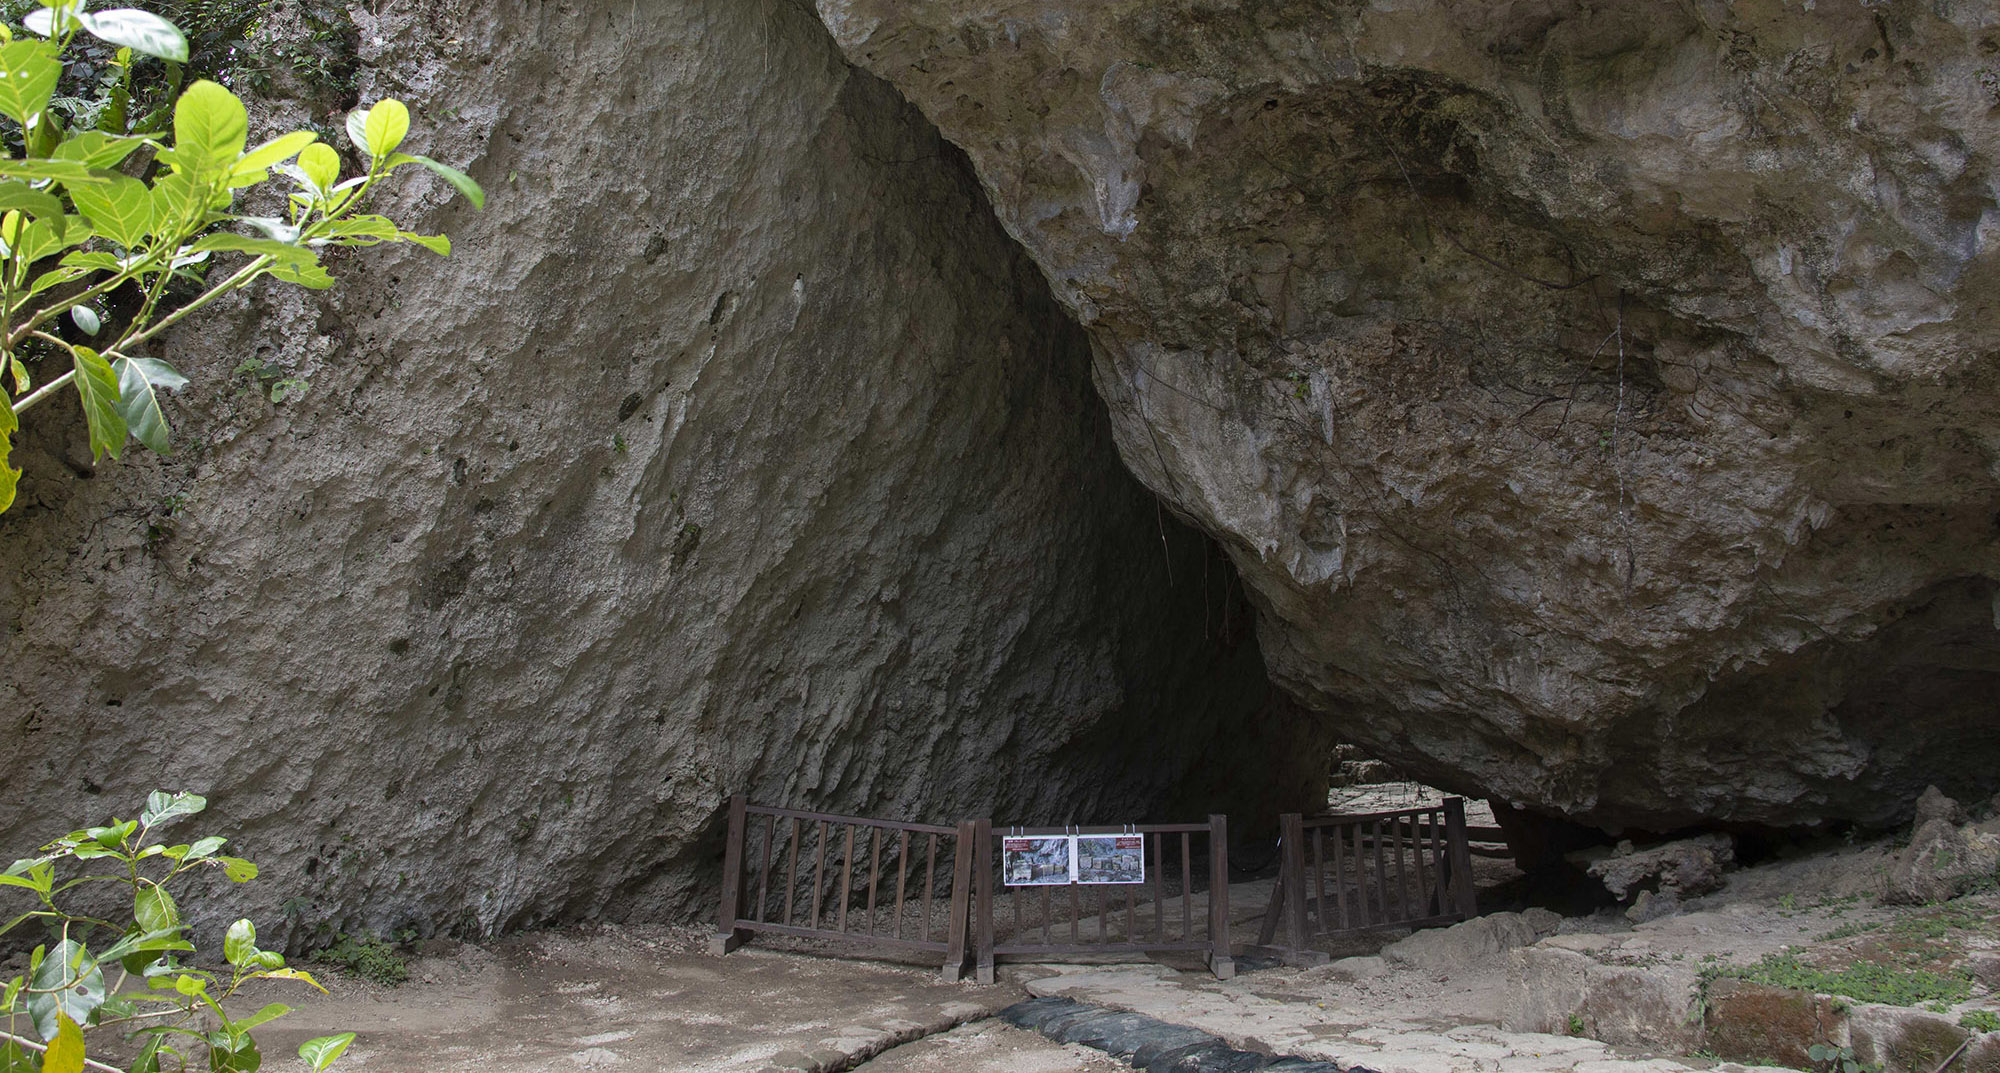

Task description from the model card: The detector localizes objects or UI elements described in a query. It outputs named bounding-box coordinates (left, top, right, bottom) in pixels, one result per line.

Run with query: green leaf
left=69, top=305, right=99, bottom=334
left=21, top=6, right=84, bottom=37
left=266, top=260, right=332, bottom=290
left=209, top=1029, right=261, bottom=1073
left=404, top=154, right=483, bottom=210
left=296, top=142, right=338, bottom=192
left=0, top=387, right=16, bottom=516
left=78, top=8, right=186, bottom=62
left=343, top=106, right=369, bottom=157
left=255, top=967, right=323, bottom=991
left=401, top=231, right=449, bottom=256
left=361, top=98, right=408, bottom=160
left=69, top=171, right=153, bottom=249
left=134, top=882, right=178, bottom=933
left=43, top=1012, right=83, bottom=1073
left=168, top=79, right=246, bottom=176
left=298, top=1032, right=354, bottom=1072
left=28, top=941, right=104, bottom=1040
left=235, top=1002, right=291, bottom=1031
left=0, top=157, right=104, bottom=185
left=0, top=211, right=80, bottom=267
left=233, top=130, right=314, bottom=175
left=217, top=856, right=258, bottom=882
left=141, top=790, right=206, bottom=826
left=0, top=40, right=60, bottom=129
left=185, top=835, right=224, bottom=858
left=0, top=180, right=62, bottom=220
left=0, top=1040, right=29, bottom=1073
left=71, top=345, right=124, bottom=463
left=113, top=355, right=181, bottom=453
left=52, top=129, right=147, bottom=169
left=223, top=919, right=255, bottom=967
left=131, top=1035, right=165, bottom=1073
left=191, top=232, right=317, bottom=267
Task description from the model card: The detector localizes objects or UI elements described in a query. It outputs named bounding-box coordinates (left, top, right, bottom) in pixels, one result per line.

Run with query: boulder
left=810, top=0, right=2000, bottom=831
left=1380, top=908, right=1561, bottom=972
left=1572, top=834, right=1736, bottom=916
left=1883, top=816, right=2000, bottom=906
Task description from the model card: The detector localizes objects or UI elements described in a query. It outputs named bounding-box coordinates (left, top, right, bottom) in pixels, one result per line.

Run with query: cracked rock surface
left=811, top=0, right=2000, bottom=830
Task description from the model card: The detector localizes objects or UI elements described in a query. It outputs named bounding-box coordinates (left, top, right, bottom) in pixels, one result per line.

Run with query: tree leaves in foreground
left=2, top=791, right=360, bottom=1072
left=0, top=0, right=484, bottom=514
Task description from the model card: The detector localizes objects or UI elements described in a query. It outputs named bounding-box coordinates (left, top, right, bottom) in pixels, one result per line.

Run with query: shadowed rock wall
left=0, top=0, right=1293, bottom=939
left=811, top=0, right=2000, bottom=831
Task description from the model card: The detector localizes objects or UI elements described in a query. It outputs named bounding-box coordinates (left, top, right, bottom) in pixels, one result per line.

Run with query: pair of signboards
left=1003, top=834, right=1144, bottom=886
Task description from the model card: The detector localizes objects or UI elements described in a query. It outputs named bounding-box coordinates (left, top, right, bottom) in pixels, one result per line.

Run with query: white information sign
left=1002, top=836, right=1073, bottom=886
left=1075, top=834, right=1145, bottom=885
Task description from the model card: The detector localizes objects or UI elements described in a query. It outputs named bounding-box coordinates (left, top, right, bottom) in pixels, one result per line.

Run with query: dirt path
left=250, top=926, right=1024, bottom=1072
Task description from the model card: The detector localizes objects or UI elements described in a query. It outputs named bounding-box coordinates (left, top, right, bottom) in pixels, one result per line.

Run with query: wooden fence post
left=1207, top=814, right=1234, bottom=980
left=941, top=820, right=976, bottom=981
left=1280, top=812, right=1308, bottom=955
left=974, top=819, right=996, bottom=984
left=1444, top=797, right=1478, bottom=920
left=711, top=793, right=749, bottom=955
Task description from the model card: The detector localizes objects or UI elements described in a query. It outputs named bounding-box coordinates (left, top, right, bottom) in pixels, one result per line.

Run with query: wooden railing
left=971, top=816, right=1233, bottom=983
left=1257, top=798, right=1477, bottom=960
left=713, top=797, right=975, bottom=979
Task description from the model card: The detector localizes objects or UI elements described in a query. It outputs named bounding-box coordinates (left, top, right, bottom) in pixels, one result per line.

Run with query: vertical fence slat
left=1332, top=821, right=1349, bottom=931
left=865, top=826, right=882, bottom=936
left=783, top=819, right=802, bottom=927
left=1412, top=812, right=1431, bottom=917
left=810, top=821, right=828, bottom=930
left=1351, top=823, right=1370, bottom=928
left=972, top=819, right=994, bottom=984
left=753, top=813, right=776, bottom=923
left=1393, top=816, right=1410, bottom=920
left=894, top=830, right=910, bottom=940
left=837, top=824, right=856, bottom=933
left=924, top=833, right=939, bottom=942
left=1445, top=797, right=1477, bottom=919
left=945, top=821, right=975, bottom=982
left=1041, top=885, right=1053, bottom=944
left=1070, top=882, right=1081, bottom=944
left=711, top=794, right=748, bottom=955
left=1153, top=833, right=1166, bottom=944
left=1180, top=832, right=1193, bottom=941
left=1311, top=825, right=1326, bottom=939
left=1207, top=814, right=1233, bottom=979
left=1372, top=819, right=1389, bottom=923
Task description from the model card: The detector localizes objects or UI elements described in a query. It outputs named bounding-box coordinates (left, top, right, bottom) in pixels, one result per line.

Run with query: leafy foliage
left=310, top=934, right=407, bottom=987
left=1706, top=951, right=1973, bottom=1008
left=0, top=0, right=481, bottom=515
left=1, top=791, right=357, bottom=1072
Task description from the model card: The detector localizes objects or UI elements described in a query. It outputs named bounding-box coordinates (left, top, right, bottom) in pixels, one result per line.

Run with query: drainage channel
left=999, top=996, right=1377, bottom=1073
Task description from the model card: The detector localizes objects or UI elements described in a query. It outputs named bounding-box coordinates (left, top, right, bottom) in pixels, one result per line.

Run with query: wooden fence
left=712, top=797, right=976, bottom=980
left=1256, top=797, right=1477, bottom=962
left=713, top=797, right=1234, bottom=981
left=971, top=816, right=1233, bottom=984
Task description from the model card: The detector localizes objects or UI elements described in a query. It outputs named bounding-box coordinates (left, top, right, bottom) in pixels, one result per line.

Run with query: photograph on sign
left=1075, top=834, right=1145, bottom=884
left=1003, top=836, right=1074, bottom=886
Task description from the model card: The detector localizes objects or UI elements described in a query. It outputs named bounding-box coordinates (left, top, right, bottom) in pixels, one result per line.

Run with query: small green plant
left=1707, top=951, right=1973, bottom=1007
left=1779, top=893, right=1798, bottom=912
left=1, top=790, right=356, bottom=1072
left=231, top=354, right=305, bottom=402
left=0, top=0, right=483, bottom=515
left=312, top=933, right=409, bottom=987
left=1962, top=1010, right=2000, bottom=1033
left=1566, top=1012, right=1585, bottom=1036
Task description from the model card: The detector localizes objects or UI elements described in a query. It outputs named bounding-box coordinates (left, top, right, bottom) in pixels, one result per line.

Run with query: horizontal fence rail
left=714, top=796, right=974, bottom=980
left=1258, top=797, right=1476, bottom=961
left=973, top=815, right=1233, bottom=983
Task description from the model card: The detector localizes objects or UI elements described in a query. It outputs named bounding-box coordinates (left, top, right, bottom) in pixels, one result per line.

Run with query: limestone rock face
left=811, top=0, right=2000, bottom=830
left=0, top=0, right=1282, bottom=937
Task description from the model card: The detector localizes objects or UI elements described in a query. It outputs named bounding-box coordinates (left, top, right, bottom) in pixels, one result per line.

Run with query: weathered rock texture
left=0, top=0, right=1294, bottom=938
left=812, top=0, right=2000, bottom=830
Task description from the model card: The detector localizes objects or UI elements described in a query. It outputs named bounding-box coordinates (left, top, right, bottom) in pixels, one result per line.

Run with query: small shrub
left=313, top=932, right=409, bottom=986
left=1962, top=1010, right=2000, bottom=1034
